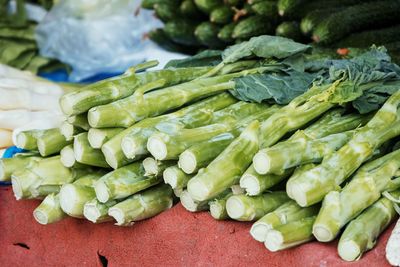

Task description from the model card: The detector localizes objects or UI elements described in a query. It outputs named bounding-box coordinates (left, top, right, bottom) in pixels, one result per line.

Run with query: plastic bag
left=36, top=0, right=162, bottom=81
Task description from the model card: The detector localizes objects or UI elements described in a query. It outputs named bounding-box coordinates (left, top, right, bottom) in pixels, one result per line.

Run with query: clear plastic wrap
left=36, top=0, right=162, bottom=81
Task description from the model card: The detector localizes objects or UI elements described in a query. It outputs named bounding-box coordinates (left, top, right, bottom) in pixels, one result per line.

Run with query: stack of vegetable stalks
left=144, top=0, right=400, bottom=62
left=0, top=64, right=75, bottom=151
left=3, top=35, right=400, bottom=263
left=0, top=0, right=65, bottom=73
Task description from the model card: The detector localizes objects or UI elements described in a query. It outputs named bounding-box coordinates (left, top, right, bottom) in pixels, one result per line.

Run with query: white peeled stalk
left=0, top=74, right=64, bottom=95
left=0, top=110, right=63, bottom=130
left=33, top=193, right=66, bottom=225
left=0, top=88, right=61, bottom=111
left=0, top=129, right=12, bottom=148
left=0, top=64, right=35, bottom=79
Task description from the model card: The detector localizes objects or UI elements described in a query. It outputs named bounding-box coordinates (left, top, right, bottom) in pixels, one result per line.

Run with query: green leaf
left=222, top=35, right=311, bottom=64
left=230, top=70, right=318, bottom=104
left=314, top=47, right=400, bottom=113
left=352, top=81, right=400, bottom=114
left=165, top=50, right=222, bottom=68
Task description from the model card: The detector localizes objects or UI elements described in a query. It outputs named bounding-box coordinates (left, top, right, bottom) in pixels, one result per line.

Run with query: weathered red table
left=0, top=187, right=392, bottom=266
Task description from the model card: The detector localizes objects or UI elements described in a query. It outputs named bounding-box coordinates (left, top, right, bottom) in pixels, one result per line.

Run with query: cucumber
left=194, top=22, right=225, bottom=48
left=164, top=20, right=201, bottom=46
left=277, top=0, right=310, bottom=17
left=232, top=15, right=274, bottom=39
left=210, top=6, right=234, bottom=24
left=294, top=0, right=384, bottom=20
left=223, top=0, right=243, bottom=6
left=300, top=8, right=345, bottom=36
left=248, top=0, right=277, bottom=4
left=275, top=21, right=303, bottom=42
left=141, top=0, right=181, bottom=10
left=148, top=29, right=197, bottom=54
left=194, top=0, right=222, bottom=14
left=251, top=1, right=277, bottom=18
left=218, top=22, right=236, bottom=43
left=180, top=0, right=205, bottom=18
left=335, top=25, right=400, bottom=48
left=154, top=3, right=178, bottom=22
left=313, top=1, right=400, bottom=44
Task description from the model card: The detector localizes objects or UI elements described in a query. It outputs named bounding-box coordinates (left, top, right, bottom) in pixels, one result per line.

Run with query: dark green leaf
left=165, top=50, right=222, bottom=68
left=231, top=70, right=318, bottom=104
left=352, top=81, right=400, bottom=114
left=222, top=35, right=311, bottom=64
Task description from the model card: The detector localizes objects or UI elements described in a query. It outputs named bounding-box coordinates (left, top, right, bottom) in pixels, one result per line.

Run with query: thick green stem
left=87, top=128, right=124, bottom=149
left=226, top=191, right=290, bottom=221
left=338, top=194, right=399, bottom=261
left=239, top=165, right=293, bottom=196
left=250, top=200, right=320, bottom=242
left=0, top=154, right=41, bottom=182
left=177, top=103, right=280, bottom=174
left=60, top=144, right=83, bottom=168
left=178, top=132, right=237, bottom=174
left=59, top=172, right=105, bottom=218
left=287, top=91, right=400, bottom=207
left=83, top=198, right=119, bottom=223
left=163, top=165, right=193, bottom=190
left=187, top=121, right=260, bottom=201
left=142, top=157, right=175, bottom=176
left=15, top=130, right=40, bottom=150
left=104, top=93, right=236, bottom=169
left=147, top=101, right=269, bottom=160
left=33, top=193, right=66, bottom=225
left=88, top=81, right=235, bottom=128
left=254, top=131, right=354, bottom=175
left=74, top=133, right=110, bottom=168
left=253, top=109, right=369, bottom=175
left=264, top=216, right=317, bottom=252
left=87, top=68, right=268, bottom=128
left=313, top=149, right=400, bottom=242
left=37, top=128, right=72, bottom=157
left=67, top=113, right=90, bottom=131
left=302, top=108, right=371, bottom=139
left=101, top=130, right=136, bottom=169
left=11, top=156, right=91, bottom=200
left=209, top=192, right=233, bottom=220
left=94, top=162, right=161, bottom=203
left=148, top=123, right=232, bottom=160
left=60, top=121, right=84, bottom=141
left=60, top=66, right=211, bottom=116
left=108, top=184, right=174, bottom=226
left=258, top=84, right=335, bottom=149
left=180, top=190, right=209, bottom=212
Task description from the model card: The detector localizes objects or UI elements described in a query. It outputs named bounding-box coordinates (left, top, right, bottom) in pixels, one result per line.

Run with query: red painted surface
left=0, top=186, right=392, bottom=267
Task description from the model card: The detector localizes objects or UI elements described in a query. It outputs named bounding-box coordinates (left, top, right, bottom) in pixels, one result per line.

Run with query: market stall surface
left=0, top=187, right=391, bottom=267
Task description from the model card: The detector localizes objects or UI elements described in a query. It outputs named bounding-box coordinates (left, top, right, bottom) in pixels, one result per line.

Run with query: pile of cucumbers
left=143, top=0, right=400, bottom=59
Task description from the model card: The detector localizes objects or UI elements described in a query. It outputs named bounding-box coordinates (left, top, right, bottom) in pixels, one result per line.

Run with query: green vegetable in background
left=312, top=1, right=400, bottom=44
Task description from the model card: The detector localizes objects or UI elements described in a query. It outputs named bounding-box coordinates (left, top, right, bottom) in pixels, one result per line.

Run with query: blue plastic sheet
left=0, top=146, right=25, bottom=186
left=39, top=69, right=121, bottom=83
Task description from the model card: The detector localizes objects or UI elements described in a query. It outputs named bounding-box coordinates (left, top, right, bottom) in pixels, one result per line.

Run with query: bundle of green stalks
left=4, top=36, right=400, bottom=265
